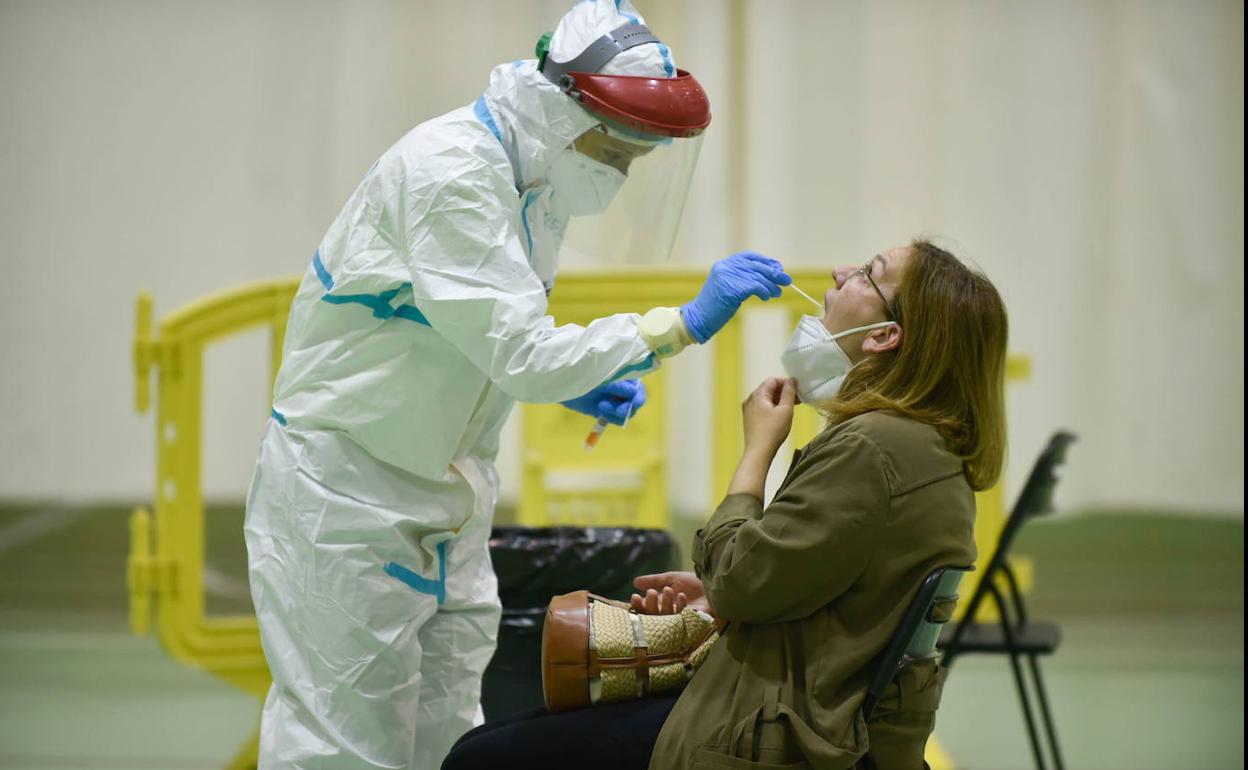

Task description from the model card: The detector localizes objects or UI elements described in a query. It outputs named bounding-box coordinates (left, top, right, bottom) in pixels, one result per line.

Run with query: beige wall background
left=0, top=0, right=1242, bottom=517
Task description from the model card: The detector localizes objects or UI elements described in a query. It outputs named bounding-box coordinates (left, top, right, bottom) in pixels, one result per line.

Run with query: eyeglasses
left=849, top=260, right=897, bottom=322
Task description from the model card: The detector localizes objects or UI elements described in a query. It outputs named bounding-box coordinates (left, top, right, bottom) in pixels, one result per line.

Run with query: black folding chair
left=862, top=564, right=973, bottom=721
left=938, top=431, right=1077, bottom=770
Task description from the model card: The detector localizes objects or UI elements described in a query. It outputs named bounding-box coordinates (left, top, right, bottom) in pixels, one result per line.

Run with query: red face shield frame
left=557, top=68, right=711, bottom=139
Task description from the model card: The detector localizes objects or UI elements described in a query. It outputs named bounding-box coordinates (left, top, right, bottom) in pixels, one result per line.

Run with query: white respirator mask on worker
left=547, top=146, right=627, bottom=217
left=781, top=316, right=898, bottom=404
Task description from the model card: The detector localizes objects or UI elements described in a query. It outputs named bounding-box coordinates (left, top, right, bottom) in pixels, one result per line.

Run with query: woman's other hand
left=742, top=377, right=797, bottom=457
left=630, top=571, right=713, bottom=616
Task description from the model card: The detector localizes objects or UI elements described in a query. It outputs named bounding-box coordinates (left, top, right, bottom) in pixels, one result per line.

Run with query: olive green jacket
left=650, top=411, right=977, bottom=770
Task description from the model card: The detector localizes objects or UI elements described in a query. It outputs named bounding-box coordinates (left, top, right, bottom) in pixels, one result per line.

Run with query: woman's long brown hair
left=827, top=240, right=1008, bottom=491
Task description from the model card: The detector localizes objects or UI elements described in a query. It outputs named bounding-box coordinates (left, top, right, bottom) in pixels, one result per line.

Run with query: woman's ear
left=861, top=324, right=903, bottom=355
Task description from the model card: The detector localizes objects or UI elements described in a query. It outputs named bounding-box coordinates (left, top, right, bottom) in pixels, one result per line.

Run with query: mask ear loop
left=829, top=320, right=899, bottom=342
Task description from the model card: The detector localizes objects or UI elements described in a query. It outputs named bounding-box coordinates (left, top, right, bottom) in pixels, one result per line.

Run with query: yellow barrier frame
left=130, top=279, right=297, bottom=768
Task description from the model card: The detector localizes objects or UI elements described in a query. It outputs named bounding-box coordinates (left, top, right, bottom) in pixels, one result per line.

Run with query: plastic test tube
left=584, top=401, right=634, bottom=451
left=583, top=417, right=609, bottom=451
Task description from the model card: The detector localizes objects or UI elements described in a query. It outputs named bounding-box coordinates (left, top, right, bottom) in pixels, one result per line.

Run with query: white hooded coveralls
left=244, top=2, right=675, bottom=768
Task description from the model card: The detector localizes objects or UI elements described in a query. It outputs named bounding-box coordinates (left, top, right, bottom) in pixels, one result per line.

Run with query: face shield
left=540, top=24, right=711, bottom=264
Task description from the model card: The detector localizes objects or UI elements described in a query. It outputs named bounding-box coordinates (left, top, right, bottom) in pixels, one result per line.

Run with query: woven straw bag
left=541, top=590, right=723, bottom=712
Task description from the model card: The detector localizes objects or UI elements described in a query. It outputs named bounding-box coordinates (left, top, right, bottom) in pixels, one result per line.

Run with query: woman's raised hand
left=742, top=377, right=798, bottom=458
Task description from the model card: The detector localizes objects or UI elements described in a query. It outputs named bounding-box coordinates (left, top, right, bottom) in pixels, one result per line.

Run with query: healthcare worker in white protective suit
left=244, top=1, right=792, bottom=768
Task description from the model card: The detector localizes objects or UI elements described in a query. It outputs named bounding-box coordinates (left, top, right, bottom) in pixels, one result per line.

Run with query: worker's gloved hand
left=561, top=379, right=646, bottom=425
left=681, top=252, right=792, bottom=344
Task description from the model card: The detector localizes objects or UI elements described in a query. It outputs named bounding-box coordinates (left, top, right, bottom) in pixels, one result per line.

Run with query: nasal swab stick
left=788, top=283, right=823, bottom=311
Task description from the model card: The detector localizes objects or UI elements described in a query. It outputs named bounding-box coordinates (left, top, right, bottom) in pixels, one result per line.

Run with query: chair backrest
left=862, top=565, right=972, bottom=720
left=942, top=431, right=1076, bottom=657
left=991, top=431, right=1078, bottom=564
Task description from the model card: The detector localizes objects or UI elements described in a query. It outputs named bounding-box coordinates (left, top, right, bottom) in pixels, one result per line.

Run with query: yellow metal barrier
left=130, top=279, right=297, bottom=769
left=129, top=279, right=295, bottom=697
left=130, top=270, right=1027, bottom=768
left=515, top=270, right=702, bottom=528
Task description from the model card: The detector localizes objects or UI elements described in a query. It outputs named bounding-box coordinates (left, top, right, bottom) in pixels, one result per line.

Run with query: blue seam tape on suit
left=474, top=96, right=503, bottom=144
left=384, top=541, right=449, bottom=604
left=609, top=353, right=656, bottom=382
left=313, top=251, right=334, bottom=290
left=311, top=252, right=430, bottom=326
left=520, top=189, right=538, bottom=255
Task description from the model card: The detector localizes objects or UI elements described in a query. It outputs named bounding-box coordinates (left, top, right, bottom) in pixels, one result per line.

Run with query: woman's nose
left=832, top=266, right=854, bottom=288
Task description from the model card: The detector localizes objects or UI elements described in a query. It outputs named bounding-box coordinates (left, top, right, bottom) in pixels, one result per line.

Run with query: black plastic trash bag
left=480, top=527, right=677, bottom=722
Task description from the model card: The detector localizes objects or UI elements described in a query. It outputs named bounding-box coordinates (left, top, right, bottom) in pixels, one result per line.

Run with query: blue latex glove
left=561, top=379, right=647, bottom=426
left=681, top=252, right=792, bottom=344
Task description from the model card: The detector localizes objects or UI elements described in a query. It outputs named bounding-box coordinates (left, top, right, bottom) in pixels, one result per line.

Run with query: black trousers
left=441, top=696, right=679, bottom=770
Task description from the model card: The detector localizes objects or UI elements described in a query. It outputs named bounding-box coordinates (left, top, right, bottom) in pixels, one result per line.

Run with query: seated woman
left=443, top=239, right=1009, bottom=770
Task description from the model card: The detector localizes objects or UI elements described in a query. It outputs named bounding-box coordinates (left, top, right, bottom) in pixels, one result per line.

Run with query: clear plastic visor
left=559, top=127, right=704, bottom=265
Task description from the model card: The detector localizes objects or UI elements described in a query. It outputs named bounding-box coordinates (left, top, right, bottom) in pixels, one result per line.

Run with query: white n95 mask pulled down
left=781, top=315, right=897, bottom=404
left=547, top=147, right=627, bottom=216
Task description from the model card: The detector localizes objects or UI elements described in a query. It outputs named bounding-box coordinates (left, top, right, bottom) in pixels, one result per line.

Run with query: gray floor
left=0, top=505, right=1242, bottom=770
left=933, top=513, right=1244, bottom=770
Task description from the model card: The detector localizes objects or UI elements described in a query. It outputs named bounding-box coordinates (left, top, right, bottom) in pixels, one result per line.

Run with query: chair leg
left=1007, top=650, right=1047, bottom=770
left=1027, top=653, right=1065, bottom=770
